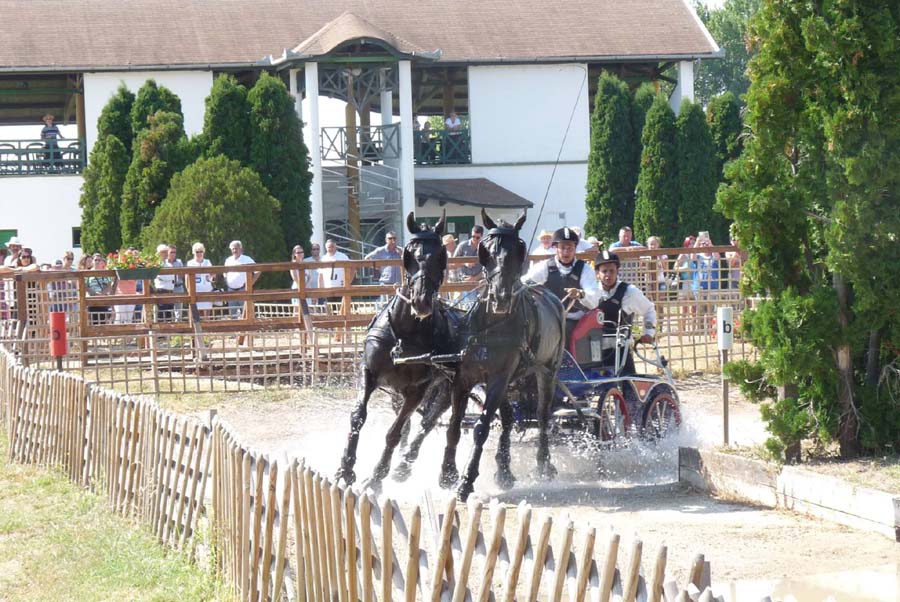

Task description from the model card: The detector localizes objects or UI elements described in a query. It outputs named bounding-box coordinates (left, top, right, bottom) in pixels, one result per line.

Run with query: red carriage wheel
left=595, top=387, right=630, bottom=443
left=642, top=388, right=682, bottom=440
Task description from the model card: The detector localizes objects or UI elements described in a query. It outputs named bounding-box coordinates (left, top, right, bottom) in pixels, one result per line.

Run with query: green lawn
left=0, top=433, right=233, bottom=601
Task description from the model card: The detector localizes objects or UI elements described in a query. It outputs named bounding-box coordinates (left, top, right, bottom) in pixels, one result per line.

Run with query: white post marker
left=717, top=306, right=734, bottom=445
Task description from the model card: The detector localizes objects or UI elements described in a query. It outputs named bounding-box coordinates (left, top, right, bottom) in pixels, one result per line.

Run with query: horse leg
left=535, top=371, right=558, bottom=480
left=367, top=392, right=421, bottom=492
left=393, top=381, right=450, bottom=482
left=336, top=368, right=377, bottom=485
left=439, top=382, right=466, bottom=489
left=494, top=400, right=516, bottom=490
left=457, top=377, right=507, bottom=501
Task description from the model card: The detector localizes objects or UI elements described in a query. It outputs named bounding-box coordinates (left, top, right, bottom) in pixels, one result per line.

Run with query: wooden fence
left=0, top=342, right=733, bottom=601
left=1, top=246, right=755, bottom=392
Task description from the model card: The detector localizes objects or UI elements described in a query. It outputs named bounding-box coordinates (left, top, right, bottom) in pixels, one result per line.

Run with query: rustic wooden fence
left=1, top=343, right=730, bottom=601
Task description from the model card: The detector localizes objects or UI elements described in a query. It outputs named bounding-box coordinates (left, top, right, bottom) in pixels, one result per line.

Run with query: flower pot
left=115, top=267, right=160, bottom=281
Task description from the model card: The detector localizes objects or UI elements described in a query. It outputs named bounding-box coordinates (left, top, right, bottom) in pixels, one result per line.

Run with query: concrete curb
left=678, top=447, right=900, bottom=542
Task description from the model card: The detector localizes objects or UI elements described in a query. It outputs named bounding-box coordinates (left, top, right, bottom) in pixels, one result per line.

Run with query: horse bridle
left=395, top=234, right=444, bottom=306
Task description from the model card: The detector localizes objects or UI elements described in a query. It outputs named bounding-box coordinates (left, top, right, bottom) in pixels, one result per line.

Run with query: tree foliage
left=694, top=0, right=760, bottom=104
left=141, top=155, right=284, bottom=265
left=79, top=135, right=129, bottom=253
left=717, top=0, right=900, bottom=459
left=247, top=73, right=312, bottom=252
left=675, top=101, right=721, bottom=243
left=200, top=75, right=251, bottom=164
left=584, top=73, right=638, bottom=242
left=706, top=91, right=743, bottom=178
left=120, top=111, right=191, bottom=246
left=97, top=84, right=135, bottom=156
left=633, top=97, right=678, bottom=242
left=130, top=80, right=183, bottom=137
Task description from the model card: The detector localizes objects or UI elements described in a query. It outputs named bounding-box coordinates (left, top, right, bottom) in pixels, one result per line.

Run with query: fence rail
left=0, top=344, right=731, bottom=601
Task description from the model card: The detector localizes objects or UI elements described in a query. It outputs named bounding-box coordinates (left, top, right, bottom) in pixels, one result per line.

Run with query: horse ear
left=434, top=210, right=446, bottom=236
left=517, top=240, right=527, bottom=264
left=478, top=239, right=491, bottom=267
left=406, top=212, right=417, bottom=235
left=402, top=247, right=416, bottom=275
left=481, top=208, right=497, bottom=230
left=514, top=211, right=527, bottom=231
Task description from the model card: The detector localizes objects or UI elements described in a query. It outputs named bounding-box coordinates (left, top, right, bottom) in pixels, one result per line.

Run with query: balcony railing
left=414, top=128, right=471, bottom=165
left=0, top=138, right=86, bottom=176
left=321, top=124, right=400, bottom=163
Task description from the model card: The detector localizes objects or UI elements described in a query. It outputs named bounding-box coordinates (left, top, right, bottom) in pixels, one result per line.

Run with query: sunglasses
left=21, top=255, right=32, bottom=259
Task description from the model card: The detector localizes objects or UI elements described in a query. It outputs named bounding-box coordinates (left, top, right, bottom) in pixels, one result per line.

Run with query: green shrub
left=633, top=97, right=678, bottom=242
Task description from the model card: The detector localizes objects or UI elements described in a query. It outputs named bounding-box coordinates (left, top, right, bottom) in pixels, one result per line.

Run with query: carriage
left=462, top=307, right=683, bottom=445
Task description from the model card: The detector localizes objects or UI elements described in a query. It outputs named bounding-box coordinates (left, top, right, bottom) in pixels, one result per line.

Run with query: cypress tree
left=707, top=91, right=743, bottom=178
left=630, top=83, right=661, bottom=228
left=80, top=135, right=129, bottom=253
left=247, top=73, right=312, bottom=252
left=130, top=79, right=183, bottom=137
left=96, top=84, right=135, bottom=156
left=200, top=75, right=251, bottom=164
left=584, top=73, right=636, bottom=243
left=675, top=101, right=719, bottom=243
left=141, top=155, right=285, bottom=264
left=120, top=111, right=191, bottom=245
left=633, top=97, right=678, bottom=242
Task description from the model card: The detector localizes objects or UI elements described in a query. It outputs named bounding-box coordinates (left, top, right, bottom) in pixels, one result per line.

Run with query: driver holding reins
left=522, top=227, right=601, bottom=344
left=595, top=250, right=658, bottom=374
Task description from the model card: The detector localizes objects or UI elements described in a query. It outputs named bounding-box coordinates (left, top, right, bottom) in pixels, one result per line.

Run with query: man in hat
left=531, top=230, right=554, bottom=257
left=594, top=250, right=657, bottom=374
left=4, top=236, right=22, bottom=267
left=522, top=226, right=600, bottom=344
left=41, top=114, right=61, bottom=170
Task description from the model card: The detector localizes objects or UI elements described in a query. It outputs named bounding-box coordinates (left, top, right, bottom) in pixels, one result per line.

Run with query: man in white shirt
left=154, top=243, right=177, bottom=321
left=522, top=227, right=601, bottom=345
left=318, top=239, right=354, bottom=310
left=531, top=230, right=554, bottom=258
left=224, top=240, right=257, bottom=317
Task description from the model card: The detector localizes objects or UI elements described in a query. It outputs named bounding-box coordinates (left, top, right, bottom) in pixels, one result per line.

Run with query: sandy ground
left=196, top=374, right=899, bottom=599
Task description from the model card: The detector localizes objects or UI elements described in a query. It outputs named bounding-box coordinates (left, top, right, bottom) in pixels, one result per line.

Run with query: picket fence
left=0, top=344, right=727, bottom=602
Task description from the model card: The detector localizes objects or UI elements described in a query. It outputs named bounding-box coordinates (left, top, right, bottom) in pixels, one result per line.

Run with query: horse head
left=402, top=211, right=447, bottom=318
left=478, top=208, right=527, bottom=314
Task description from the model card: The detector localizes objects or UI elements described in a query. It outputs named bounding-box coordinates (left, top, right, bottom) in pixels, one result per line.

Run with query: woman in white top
left=289, top=245, right=312, bottom=306
left=187, top=242, right=214, bottom=315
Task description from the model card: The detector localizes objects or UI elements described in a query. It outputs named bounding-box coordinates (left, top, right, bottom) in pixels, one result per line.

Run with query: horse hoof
left=361, top=477, right=383, bottom=494
left=456, top=482, right=474, bottom=502
left=392, top=462, right=412, bottom=483
left=335, top=467, right=356, bottom=486
left=439, top=467, right=459, bottom=490
left=536, top=463, right=557, bottom=481
left=494, top=470, right=516, bottom=491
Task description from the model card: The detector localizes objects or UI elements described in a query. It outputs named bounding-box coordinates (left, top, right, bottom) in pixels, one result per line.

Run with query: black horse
left=335, top=212, right=452, bottom=489
left=397, top=209, right=566, bottom=500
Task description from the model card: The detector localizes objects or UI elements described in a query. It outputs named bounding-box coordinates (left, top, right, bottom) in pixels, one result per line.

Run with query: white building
left=0, top=0, right=719, bottom=261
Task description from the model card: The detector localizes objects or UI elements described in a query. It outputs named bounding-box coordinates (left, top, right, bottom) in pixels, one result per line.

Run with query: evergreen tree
left=141, top=155, right=284, bottom=265
left=694, top=0, right=761, bottom=104
left=584, top=73, right=636, bottom=242
left=200, top=75, right=251, bottom=164
left=633, top=97, right=678, bottom=242
left=130, top=79, right=183, bottom=137
left=675, top=101, right=720, bottom=243
left=706, top=92, right=743, bottom=178
left=120, top=111, right=191, bottom=245
left=718, top=0, right=900, bottom=459
left=79, top=135, right=128, bottom=253
left=96, top=84, right=135, bottom=156
left=247, top=73, right=312, bottom=252
left=631, top=83, right=658, bottom=146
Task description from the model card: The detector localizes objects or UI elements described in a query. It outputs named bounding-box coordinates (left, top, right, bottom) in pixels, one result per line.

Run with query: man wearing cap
left=224, top=240, right=257, bottom=318
left=522, top=227, right=601, bottom=344
left=594, top=250, right=657, bottom=375
left=4, top=237, right=22, bottom=267
left=531, top=230, right=554, bottom=257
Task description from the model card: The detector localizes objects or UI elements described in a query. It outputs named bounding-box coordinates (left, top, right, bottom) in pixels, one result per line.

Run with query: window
left=0, top=229, right=18, bottom=247
left=71, top=227, right=81, bottom=248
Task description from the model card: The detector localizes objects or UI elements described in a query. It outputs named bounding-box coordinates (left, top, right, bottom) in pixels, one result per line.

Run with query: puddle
left=718, top=563, right=900, bottom=601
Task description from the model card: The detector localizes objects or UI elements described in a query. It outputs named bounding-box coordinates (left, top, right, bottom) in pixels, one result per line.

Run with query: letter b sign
left=717, top=307, right=733, bottom=350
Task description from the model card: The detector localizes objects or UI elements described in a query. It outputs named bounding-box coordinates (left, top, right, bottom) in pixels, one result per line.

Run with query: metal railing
left=414, top=128, right=471, bottom=165
left=0, top=138, right=86, bottom=176
left=320, top=124, right=401, bottom=162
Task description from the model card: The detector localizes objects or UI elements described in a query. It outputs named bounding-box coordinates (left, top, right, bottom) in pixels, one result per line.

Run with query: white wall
left=0, top=176, right=83, bottom=261
left=468, top=64, right=590, bottom=164
left=83, top=70, right=213, bottom=152
left=415, top=162, right=589, bottom=250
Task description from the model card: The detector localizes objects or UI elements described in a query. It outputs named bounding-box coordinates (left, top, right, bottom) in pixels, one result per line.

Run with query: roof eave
left=0, top=62, right=264, bottom=74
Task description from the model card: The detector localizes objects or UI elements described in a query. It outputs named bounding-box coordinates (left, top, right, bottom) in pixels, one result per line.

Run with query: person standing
left=289, top=245, right=313, bottom=306
left=40, top=113, right=61, bottom=170
left=223, top=240, right=257, bottom=318
left=303, top=242, right=322, bottom=307
left=3, top=236, right=22, bottom=267
left=531, top=230, right=555, bottom=258
left=153, top=243, right=176, bottom=322
left=318, top=239, right=353, bottom=310
left=522, top=227, right=601, bottom=345
left=365, top=232, right=401, bottom=306
left=167, top=244, right=185, bottom=321
left=187, top=242, right=214, bottom=318
left=454, top=225, right=484, bottom=304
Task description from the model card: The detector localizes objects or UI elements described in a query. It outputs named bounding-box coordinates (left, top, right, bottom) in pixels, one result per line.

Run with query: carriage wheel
left=596, top=387, right=630, bottom=443
left=642, top=389, right=682, bottom=440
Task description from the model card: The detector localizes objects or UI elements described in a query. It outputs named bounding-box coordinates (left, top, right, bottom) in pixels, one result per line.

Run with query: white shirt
left=530, top=245, right=554, bottom=257
left=154, top=259, right=177, bottom=291
left=600, top=280, right=658, bottom=338
left=187, top=258, right=213, bottom=292
left=522, top=258, right=601, bottom=320
left=576, top=239, right=593, bottom=252
left=445, top=115, right=461, bottom=130
left=319, top=251, right=350, bottom=289
left=302, top=256, right=319, bottom=289
left=224, top=253, right=255, bottom=289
